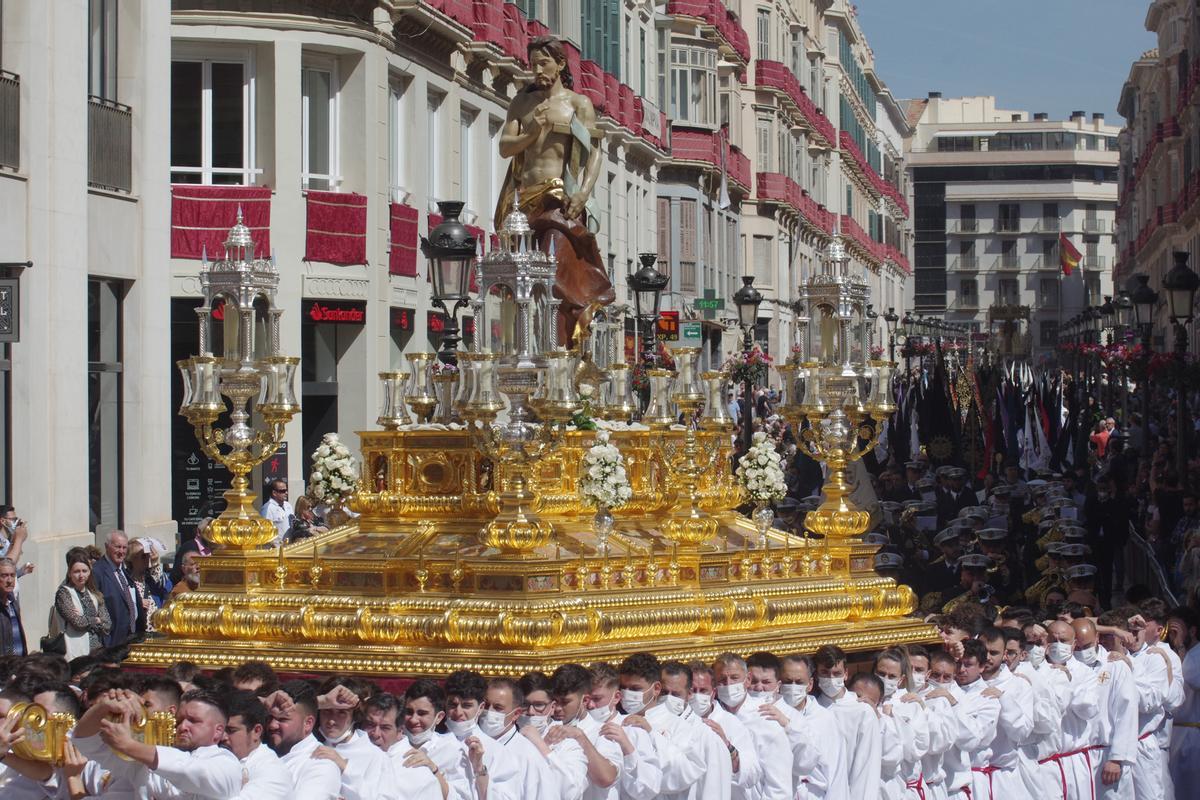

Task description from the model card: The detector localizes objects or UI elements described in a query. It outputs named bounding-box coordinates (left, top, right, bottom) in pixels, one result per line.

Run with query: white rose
left=311, top=470, right=323, bottom=482
left=579, top=383, right=596, bottom=399
left=317, top=445, right=331, bottom=457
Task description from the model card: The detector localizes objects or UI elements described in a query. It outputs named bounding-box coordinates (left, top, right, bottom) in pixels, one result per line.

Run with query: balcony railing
left=88, top=95, right=132, bottom=192
left=0, top=71, right=18, bottom=171
left=1082, top=254, right=1106, bottom=269
left=951, top=296, right=980, bottom=310
left=1033, top=254, right=1061, bottom=270
left=948, top=219, right=979, bottom=233
left=994, top=254, right=1021, bottom=270
left=950, top=255, right=979, bottom=271
left=680, top=260, right=697, bottom=293
left=1034, top=218, right=1060, bottom=232
left=1082, top=218, right=1109, bottom=234
left=995, top=219, right=1022, bottom=234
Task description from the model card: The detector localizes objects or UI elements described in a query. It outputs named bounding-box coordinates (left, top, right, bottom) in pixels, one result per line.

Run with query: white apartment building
left=907, top=95, right=1119, bottom=359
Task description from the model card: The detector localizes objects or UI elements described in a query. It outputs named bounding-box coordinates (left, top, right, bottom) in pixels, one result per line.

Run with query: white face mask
left=661, top=694, right=686, bottom=716
left=620, top=689, right=647, bottom=715
left=524, top=714, right=551, bottom=734
left=909, top=671, right=927, bottom=692
left=1074, top=645, right=1098, bottom=665
left=445, top=717, right=477, bottom=740
left=478, top=708, right=510, bottom=738
left=1026, top=645, right=1046, bottom=668
left=818, top=676, right=845, bottom=698
left=688, top=692, right=714, bottom=716
left=716, top=682, right=747, bottom=707
left=747, top=689, right=775, bottom=705
left=878, top=675, right=900, bottom=698
left=1047, top=641, right=1073, bottom=664
left=779, top=684, right=808, bottom=707
left=405, top=726, right=435, bottom=746
left=587, top=705, right=612, bottom=723
left=930, top=677, right=955, bottom=690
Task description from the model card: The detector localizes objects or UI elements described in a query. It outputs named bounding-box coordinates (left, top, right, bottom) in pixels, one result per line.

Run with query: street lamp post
left=1163, top=251, right=1199, bottom=477
left=901, top=311, right=913, bottom=374
left=1132, top=274, right=1159, bottom=455
left=1115, top=290, right=1133, bottom=429
left=732, top=275, right=764, bottom=455
left=883, top=307, right=899, bottom=363
left=1101, top=296, right=1115, bottom=413
left=422, top=201, right=479, bottom=368
left=628, top=253, right=669, bottom=369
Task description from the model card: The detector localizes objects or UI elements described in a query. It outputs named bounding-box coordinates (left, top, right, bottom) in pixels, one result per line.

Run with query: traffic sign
left=680, top=322, right=702, bottom=343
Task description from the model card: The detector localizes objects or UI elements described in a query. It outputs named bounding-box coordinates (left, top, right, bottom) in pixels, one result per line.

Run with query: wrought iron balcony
left=88, top=95, right=133, bottom=192
left=0, top=71, right=18, bottom=171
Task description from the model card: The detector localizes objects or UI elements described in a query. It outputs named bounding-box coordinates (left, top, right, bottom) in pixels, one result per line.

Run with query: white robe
left=817, top=690, right=882, bottom=800
left=1169, top=643, right=1200, bottom=796
left=1013, top=660, right=1068, bottom=798
left=881, top=694, right=929, bottom=800
left=231, top=743, right=292, bottom=800
left=702, top=704, right=761, bottom=800
left=542, top=722, right=590, bottom=800
left=0, top=763, right=56, bottom=800
left=1044, top=658, right=1101, bottom=800
left=325, top=728, right=398, bottom=800
left=74, top=736, right=243, bottom=800
left=970, top=666, right=1033, bottom=800
left=786, top=697, right=847, bottom=800
left=276, top=734, right=343, bottom=800
left=916, top=684, right=961, bottom=800
left=494, top=724, right=560, bottom=800
left=385, top=735, right=457, bottom=800
left=642, top=703, right=730, bottom=800
left=563, top=713, right=625, bottom=800
left=607, top=712, right=663, bottom=800
left=727, top=697, right=793, bottom=800
left=1129, top=645, right=1173, bottom=800
left=945, top=679, right=998, bottom=797
left=1084, top=650, right=1138, bottom=800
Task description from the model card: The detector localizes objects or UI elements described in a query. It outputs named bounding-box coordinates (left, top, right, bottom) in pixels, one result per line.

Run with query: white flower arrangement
left=736, top=431, right=787, bottom=503
left=578, top=430, right=633, bottom=510
left=308, top=432, right=359, bottom=504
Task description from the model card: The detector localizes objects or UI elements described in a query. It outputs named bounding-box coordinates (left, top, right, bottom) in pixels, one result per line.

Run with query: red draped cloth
left=170, top=185, right=271, bottom=259
left=388, top=203, right=420, bottom=277
left=304, top=191, right=368, bottom=266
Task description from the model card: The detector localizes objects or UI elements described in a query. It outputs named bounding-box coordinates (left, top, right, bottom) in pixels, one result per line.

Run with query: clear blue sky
left=854, top=0, right=1157, bottom=124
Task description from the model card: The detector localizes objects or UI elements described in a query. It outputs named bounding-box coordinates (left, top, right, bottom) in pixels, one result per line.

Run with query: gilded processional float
left=129, top=36, right=930, bottom=676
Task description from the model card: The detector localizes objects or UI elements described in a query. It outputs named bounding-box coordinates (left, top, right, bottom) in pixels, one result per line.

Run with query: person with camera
left=0, top=505, right=29, bottom=569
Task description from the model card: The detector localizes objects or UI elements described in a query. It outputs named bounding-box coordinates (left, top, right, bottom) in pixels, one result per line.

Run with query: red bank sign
left=306, top=300, right=366, bottom=324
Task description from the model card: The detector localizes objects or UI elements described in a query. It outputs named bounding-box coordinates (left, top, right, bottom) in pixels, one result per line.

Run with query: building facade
left=907, top=95, right=1119, bottom=360
left=0, top=0, right=911, bottom=629
left=1117, top=0, right=1200, bottom=352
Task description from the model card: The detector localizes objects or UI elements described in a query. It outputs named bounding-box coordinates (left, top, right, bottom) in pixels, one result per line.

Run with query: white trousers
left=1090, top=746, right=1134, bottom=800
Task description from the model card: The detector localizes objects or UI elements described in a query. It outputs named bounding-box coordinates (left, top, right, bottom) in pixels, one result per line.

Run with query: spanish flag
left=1059, top=232, right=1082, bottom=276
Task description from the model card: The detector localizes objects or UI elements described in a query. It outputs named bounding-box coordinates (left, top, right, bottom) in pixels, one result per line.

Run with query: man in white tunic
left=712, top=653, right=793, bottom=800
left=1013, top=622, right=1068, bottom=797
left=1131, top=599, right=1185, bottom=800
left=1167, top=606, right=1200, bottom=796
left=777, top=654, right=848, bottom=800
left=973, top=628, right=1034, bottom=799
left=1073, top=617, right=1137, bottom=800
left=266, top=680, right=343, bottom=800
left=815, top=644, right=882, bottom=800
left=518, top=671, right=589, bottom=800
left=547, top=663, right=625, bottom=800
left=313, top=676, right=399, bottom=800
left=1041, top=620, right=1101, bottom=800
left=688, top=662, right=762, bottom=800
left=221, top=690, right=291, bottom=800
left=920, top=650, right=967, bottom=800
left=441, top=670, right=527, bottom=800
left=359, top=688, right=453, bottom=800
left=73, top=688, right=243, bottom=800
left=949, top=641, right=1001, bottom=800
left=585, top=662, right=662, bottom=800
left=478, top=677, right=558, bottom=800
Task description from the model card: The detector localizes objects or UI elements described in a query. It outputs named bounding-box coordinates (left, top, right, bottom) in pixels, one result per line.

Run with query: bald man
left=1072, top=618, right=1137, bottom=800
left=1038, top=620, right=1101, bottom=799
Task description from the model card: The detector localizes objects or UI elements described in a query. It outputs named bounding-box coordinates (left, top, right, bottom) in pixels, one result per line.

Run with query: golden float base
left=129, top=429, right=935, bottom=676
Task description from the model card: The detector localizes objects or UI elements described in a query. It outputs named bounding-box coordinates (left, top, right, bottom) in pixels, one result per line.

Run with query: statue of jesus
left=494, top=35, right=615, bottom=344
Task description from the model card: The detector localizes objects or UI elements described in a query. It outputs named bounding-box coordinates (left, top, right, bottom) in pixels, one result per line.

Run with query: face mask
left=405, top=726, right=435, bottom=746
left=930, top=678, right=954, bottom=690
left=1026, top=645, right=1046, bottom=668
left=818, top=676, right=844, bottom=698
left=445, top=718, right=477, bottom=740
left=1074, top=645, right=1098, bottom=665
left=716, top=682, right=747, bottom=707
left=879, top=676, right=900, bottom=698
left=524, top=714, right=551, bottom=734
left=661, top=694, right=685, bottom=716
left=779, top=684, right=808, bottom=707
left=478, top=708, right=509, bottom=738
left=747, top=689, right=775, bottom=705
left=1047, top=642, right=1073, bottom=664
left=620, top=689, right=647, bottom=715
left=587, top=705, right=612, bottom=723
left=688, top=692, right=713, bottom=716
left=909, top=671, right=927, bottom=692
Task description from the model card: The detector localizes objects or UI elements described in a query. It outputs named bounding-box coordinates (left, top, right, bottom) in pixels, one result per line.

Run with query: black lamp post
left=1100, top=296, right=1115, bottom=412
left=1163, top=251, right=1199, bottom=476
left=1131, top=273, right=1159, bottom=454
left=901, top=311, right=913, bottom=373
left=628, top=253, right=668, bottom=368
left=1115, top=291, right=1133, bottom=427
left=883, top=307, right=899, bottom=362
left=866, top=304, right=878, bottom=358
left=732, top=275, right=764, bottom=454
left=421, top=200, right=478, bottom=368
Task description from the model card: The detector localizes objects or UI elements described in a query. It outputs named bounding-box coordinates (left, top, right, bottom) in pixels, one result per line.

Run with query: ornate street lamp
left=1131, top=274, right=1159, bottom=453
left=883, top=307, right=899, bottom=362
left=422, top=201, right=478, bottom=368
left=1115, top=290, right=1134, bottom=426
left=732, top=275, right=764, bottom=454
left=628, top=253, right=668, bottom=368
left=1162, top=251, right=1199, bottom=475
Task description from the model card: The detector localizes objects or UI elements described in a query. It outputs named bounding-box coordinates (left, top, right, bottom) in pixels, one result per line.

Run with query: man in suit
left=93, top=529, right=146, bottom=647
left=0, top=557, right=26, bottom=655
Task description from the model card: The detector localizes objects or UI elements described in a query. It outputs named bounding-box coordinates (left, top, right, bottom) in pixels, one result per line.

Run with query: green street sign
left=694, top=298, right=725, bottom=311
left=681, top=322, right=702, bottom=342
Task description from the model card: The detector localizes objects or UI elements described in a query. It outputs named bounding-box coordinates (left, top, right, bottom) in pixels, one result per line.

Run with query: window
left=790, top=30, right=805, bottom=78
left=460, top=107, right=477, bottom=211
left=656, top=26, right=668, bottom=110
left=1042, top=202, right=1058, bottom=227
left=1000, top=240, right=1018, bottom=267
left=89, top=0, right=118, bottom=100
left=756, top=117, right=771, bottom=172
left=753, top=235, right=773, bottom=285
left=937, top=136, right=977, bottom=152
left=1085, top=276, right=1101, bottom=306
left=1038, top=278, right=1060, bottom=307
left=998, top=277, right=1020, bottom=305
left=388, top=76, right=410, bottom=199
left=1040, top=320, right=1059, bottom=348
left=657, top=198, right=671, bottom=265
left=680, top=199, right=697, bottom=263
left=958, top=279, right=978, bottom=306
left=998, top=203, right=1021, bottom=232
left=959, top=204, right=976, bottom=231
left=639, top=29, right=646, bottom=98
left=171, top=51, right=256, bottom=184
left=427, top=90, right=444, bottom=201
left=302, top=63, right=338, bottom=190
left=89, top=278, right=124, bottom=533
left=670, top=45, right=717, bottom=126
left=1042, top=238, right=1059, bottom=266
left=756, top=9, right=771, bottom=61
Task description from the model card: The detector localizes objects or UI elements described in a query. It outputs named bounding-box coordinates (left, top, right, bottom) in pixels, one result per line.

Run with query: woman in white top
left=52, top=547, right=111, bottom=659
